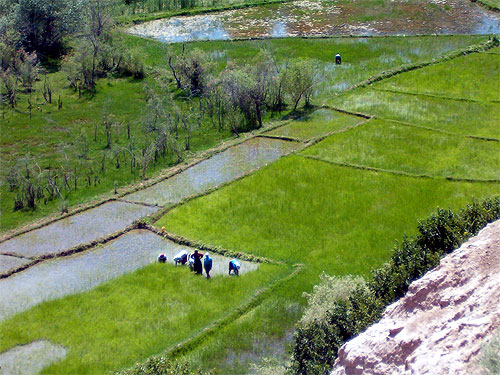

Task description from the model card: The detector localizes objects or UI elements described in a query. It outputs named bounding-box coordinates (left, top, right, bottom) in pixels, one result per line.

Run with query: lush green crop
left=158, top=156, right=498, bottom=271
left=0, top=262, right=284, bottom=374
left=302, top=118, right=500, bottom=180
left=329, top=88, right=500, bottom=139
left=376, top=52, right=500, bottom=102
left=155, top=155, right=498, bottom=371
left=264, top=109, right=362, bottom=141
left=2, top=34, right=485, bottom=232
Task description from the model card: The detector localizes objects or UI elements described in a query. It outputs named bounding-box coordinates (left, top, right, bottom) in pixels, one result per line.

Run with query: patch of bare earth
left=331, top=219, right=500, bottom=375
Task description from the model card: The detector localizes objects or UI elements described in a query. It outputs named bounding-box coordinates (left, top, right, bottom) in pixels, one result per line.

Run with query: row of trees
left=0, top=0, right=85, bottom=58
left=1, top=0, right=144, bottom=110
left=168, top=48, right=317, bottom=134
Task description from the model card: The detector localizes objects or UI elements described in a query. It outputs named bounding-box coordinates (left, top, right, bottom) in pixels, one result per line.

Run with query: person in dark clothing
left=335, top=53, right=341, bottom=65
left=157, top=253, right=167, bottom=263
left=193, top=250, right=204, bottom=275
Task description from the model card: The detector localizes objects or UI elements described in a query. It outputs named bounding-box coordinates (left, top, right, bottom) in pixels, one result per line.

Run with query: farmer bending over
left=228, top=259, right=241, bottom=276
left=157, top=253, right=167, bottom=263
left=173, top=250, right=188, bottom=265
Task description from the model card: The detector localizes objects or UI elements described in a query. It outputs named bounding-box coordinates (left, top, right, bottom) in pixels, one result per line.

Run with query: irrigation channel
left=128, top=0, right=500, bottom=43
left=0, top=137, right=299, bottom=317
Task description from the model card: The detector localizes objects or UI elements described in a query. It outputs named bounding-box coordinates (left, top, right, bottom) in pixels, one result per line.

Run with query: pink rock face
left=331, top=220, right=500, bottom=375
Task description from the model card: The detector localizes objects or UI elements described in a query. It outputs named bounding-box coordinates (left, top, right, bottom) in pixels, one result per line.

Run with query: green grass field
left=302, top=118, right=500, bottom=180
left=1, top=31, right=499, bottom=374
left=329, top=89, right=500, bottom=139
left=0, top=262, right=286, bottom=374
left=157, top=156, right=498, bottom=270
left=264, top=109, right=362, bottom=140
left=0, top=34, right=487, bottom=232
left=155, top=156, right=499, bottom=371
left=376, top=53, right=500, bottom=102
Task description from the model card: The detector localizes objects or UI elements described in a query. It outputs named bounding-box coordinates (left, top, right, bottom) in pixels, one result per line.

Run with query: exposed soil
left=0, top=229, right=258, bottom=322
left=0, top=201, right=158, bottom=259
left=0, top=340, right=67, bottom=375
left=128, top=0, right=500, bottom=42
left=331, top=219, right=500, bottom=375
left=124, top=137, right=301, bottom=206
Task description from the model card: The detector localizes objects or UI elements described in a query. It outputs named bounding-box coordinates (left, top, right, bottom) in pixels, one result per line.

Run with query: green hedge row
left=290, top=196, right=500, bottom=375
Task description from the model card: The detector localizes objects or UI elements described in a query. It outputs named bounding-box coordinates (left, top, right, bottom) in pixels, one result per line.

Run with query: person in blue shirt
left=157, top=253, right=167, bottom=263
left=204, top=253, right=213, bottom=279
left=228, top=259, right=241, bottom=276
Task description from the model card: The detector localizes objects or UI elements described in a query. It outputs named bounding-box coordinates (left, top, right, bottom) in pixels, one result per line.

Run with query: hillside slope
left=331, top=219, right=500, bottom=375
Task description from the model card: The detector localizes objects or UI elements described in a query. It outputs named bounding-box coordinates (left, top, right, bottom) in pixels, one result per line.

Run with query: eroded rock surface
left=331, top=219, right=500, bottom=375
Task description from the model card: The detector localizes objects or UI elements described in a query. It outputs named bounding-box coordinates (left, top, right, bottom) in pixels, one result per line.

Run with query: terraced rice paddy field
left=0, top=10, right=499, bottom=374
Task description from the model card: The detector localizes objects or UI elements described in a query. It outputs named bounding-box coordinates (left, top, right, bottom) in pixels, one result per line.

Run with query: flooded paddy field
left=0, top=230, right=257, bottom=322
left=0, top=254, right=31, bottom=275
left=0, top=340, right=67, bottom=375
left=0, top=201, right=157, bottom=259
left=128, top=0, right=500, bottom=42
left=124, top=137, right=301, bottom=206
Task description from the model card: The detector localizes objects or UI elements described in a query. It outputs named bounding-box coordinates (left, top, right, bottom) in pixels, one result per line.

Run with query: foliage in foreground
left=290, top=197, right=500, bottom=375
left=479, top=330, right=500, bottom=375
left=119, top=357, right=213, bottom=375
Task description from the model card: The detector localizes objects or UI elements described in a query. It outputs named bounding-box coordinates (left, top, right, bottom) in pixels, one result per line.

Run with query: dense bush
left=0, top=0, right=84, bottom=57
left=479, top=330, right=500, bottom=375
left=299, top=274, right=366, bottom=329
left=290, top=197, right=500, bottom=375
left=118, top=356, right=213, bottom=375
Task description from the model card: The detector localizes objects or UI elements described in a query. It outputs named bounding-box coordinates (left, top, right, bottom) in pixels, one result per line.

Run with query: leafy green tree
left=284, top=59, right=316, bottom=111
left=2, top=0, right=84, bottom=57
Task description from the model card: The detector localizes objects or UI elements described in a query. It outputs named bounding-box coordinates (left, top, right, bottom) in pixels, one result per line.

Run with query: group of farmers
left=157, top=249, right=241, bottom=278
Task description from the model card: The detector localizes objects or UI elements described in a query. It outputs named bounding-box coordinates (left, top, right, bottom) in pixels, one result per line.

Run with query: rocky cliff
left=331, top=220, right=500, bottom=375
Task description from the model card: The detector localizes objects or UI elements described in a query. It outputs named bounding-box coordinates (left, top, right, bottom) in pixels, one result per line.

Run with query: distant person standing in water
left=204, top=253, right=213, bottom=279
left=157, top=253, right=167, bottom=263
left=193, top=250, right=204, bottom=275
left=335, top=53, right=341, bottom=65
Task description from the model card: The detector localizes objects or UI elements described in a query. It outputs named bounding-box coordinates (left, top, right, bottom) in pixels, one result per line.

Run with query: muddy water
left=124, top=137, right=300, bottom=206
left=0, top=201, right=158, bottom=259
left=0, top=340, right=67, bottom=375
left=128, top=0, right=500, bottom=42
left=0, top=230, right=257, bottom=322
left=0, top=255, right=31, bottom=274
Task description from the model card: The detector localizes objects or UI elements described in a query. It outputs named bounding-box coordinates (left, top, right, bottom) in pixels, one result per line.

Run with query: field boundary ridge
left=300, top=155, right=500, bottom=183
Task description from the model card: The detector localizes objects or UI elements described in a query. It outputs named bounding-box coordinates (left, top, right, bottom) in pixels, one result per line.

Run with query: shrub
left=118, top=356, right=213, bottom=375
left=299, top=274, right=365, bottom=329
left=250, top=357, right=288, bottom=375
left=290, top=197, right=500, bottom=375
left=479, top=330, right=500, bottom=375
